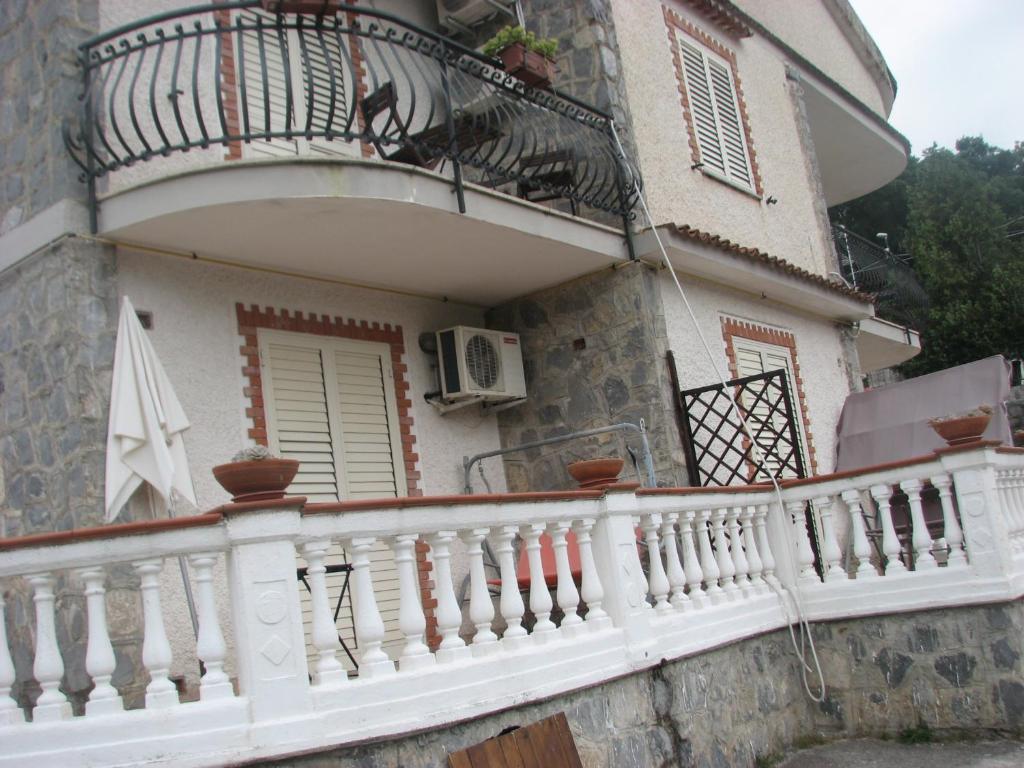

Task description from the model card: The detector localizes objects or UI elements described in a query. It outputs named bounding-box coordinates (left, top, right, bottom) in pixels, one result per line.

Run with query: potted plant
left=928, top=405, right=994, bottom=447
left=482, top=26, right=559, bottom=89
left=212, top=445, right=300, bottom=503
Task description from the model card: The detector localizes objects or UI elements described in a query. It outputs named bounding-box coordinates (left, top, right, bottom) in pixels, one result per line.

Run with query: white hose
left=610, top=124, right=826, bottom=702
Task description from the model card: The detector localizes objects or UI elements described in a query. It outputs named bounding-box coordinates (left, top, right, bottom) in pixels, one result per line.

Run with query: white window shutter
left=678, top=36, right=754, bottom=191
left=258, top=330, right=408, bottom=669
left=235, top=10, right=357, bottom=159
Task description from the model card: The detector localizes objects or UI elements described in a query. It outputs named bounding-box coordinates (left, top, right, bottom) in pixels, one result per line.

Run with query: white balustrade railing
left=1, top=445, right=1024, bottom=767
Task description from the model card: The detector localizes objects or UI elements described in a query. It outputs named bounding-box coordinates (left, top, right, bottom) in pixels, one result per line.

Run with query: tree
left=830, top=137, right=1024, bottom=377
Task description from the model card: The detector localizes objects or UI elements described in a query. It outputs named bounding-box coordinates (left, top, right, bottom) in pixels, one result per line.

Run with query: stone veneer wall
left=487, top=261, right=687, bottom=491
left=0, top=0, right=98, bottom=232
left=0, top=0, right=136, bottom=712
left=258, top=600, right=1024, bottom=768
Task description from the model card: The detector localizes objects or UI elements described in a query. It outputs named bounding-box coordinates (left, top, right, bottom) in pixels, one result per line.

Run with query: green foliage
left=898, top=723, right=934, bottom=744
left=830, top=137, right=1024, bottom=377
left=482, top=25, right=558, bottom=60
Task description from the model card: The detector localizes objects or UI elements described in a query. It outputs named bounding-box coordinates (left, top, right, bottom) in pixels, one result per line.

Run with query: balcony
left=2, top=442, right=1024, bottom=766
left=62, top=2, right=639, bottom=305
left=833, top=224, right=925, bottom=372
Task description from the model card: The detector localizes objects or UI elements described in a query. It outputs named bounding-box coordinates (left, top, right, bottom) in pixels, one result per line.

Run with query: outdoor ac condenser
left=435, top=0, right=498, bottom=29
left=436, top=326, right=527, bottom=401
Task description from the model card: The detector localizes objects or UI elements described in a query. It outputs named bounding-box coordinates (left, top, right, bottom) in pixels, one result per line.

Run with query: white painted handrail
left=2, top=446, right=1024, bottom=768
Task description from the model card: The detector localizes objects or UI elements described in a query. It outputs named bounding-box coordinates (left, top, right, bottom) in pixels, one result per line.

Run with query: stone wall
left=487, top=261, right=688, bottom=491
left=0, top=0, right=97, bottom=232
left=258, top=600, right=1024, bottom=768
left=1006, top=385, right=1024, bottom=436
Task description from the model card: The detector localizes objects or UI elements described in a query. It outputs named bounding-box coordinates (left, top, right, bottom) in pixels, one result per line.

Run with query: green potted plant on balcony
left=482, top=26, right=559, bottom=89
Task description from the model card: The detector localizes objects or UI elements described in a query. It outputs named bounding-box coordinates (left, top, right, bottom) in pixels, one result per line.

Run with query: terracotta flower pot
left=212, top=458, right=300, bottom=503
left=567, top=458, right=624, bottom=489
left=497, top=42, right=556, bottom=89
left=929, top=413, right=992, bottom=447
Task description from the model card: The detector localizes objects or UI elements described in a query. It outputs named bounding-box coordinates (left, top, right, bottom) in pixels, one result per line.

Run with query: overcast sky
left=849, top=0, right=1024, bottom=156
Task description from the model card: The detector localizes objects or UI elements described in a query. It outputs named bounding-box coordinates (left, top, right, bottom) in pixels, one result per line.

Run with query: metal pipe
left=463, top=421, right=655, bottom=494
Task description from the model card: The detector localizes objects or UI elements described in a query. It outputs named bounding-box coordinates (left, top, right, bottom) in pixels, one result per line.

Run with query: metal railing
left=832, top=224, right=928, bottom=330
left=63, top=2, right=639, bottom=231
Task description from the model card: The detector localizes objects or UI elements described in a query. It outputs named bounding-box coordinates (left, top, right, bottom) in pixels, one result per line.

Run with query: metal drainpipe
left=462, top=421, right=655, bottom=494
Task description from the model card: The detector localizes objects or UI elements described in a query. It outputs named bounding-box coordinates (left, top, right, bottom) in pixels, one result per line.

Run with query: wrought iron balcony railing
left=63, top=2, right=639, bottom=232
left=832, top=224, right=928, bottom=330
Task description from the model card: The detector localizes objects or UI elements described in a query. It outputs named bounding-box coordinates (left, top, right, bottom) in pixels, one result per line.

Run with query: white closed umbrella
left=105, top=295, right=199, bottom=635
left=105, top=296, right=197, bottom=523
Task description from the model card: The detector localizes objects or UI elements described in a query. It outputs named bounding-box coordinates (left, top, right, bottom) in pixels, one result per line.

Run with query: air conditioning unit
left=435, top=0, right=505, bottom=29
left=436, top=326, right=526, bottom=401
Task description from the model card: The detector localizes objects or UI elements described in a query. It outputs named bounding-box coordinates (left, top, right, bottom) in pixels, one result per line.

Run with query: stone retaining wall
left=261, top=600, right=1024, bottom=767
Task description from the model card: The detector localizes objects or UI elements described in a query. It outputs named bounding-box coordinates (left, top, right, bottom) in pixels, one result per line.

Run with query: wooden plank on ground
left=447, top=713, right=581, bottom=768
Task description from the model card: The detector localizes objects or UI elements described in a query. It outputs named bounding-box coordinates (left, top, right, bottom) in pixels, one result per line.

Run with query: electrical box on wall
left=436, top=326, right=527, bottom=402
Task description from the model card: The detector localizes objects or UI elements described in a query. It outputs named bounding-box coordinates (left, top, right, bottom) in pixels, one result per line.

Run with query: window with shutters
left=677, top=37, right=753, bottom=191
left=257, top=329, right=406, bottom=668
left=731, top=337, right=809, bottom=480
left=233, top=8, right=361, bottom=159
left=664, top=11, right=762, bottom=197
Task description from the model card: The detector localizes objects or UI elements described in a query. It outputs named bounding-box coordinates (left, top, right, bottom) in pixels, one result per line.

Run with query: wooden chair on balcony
left=360, top=81, right=501, bottom=171
left=517, top=148, right=578, bottom=215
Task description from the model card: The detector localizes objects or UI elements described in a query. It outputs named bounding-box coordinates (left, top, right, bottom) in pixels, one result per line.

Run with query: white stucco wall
left=117, top=251, right=507, bottom=687
left=729, top=0, right=889, bottom=117
left=611, top=0, right=834, bottom=277
left=661, top=273, right=851, bottom=476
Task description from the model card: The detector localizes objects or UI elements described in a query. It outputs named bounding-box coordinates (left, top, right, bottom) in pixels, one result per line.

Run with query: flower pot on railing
left=496, top=42, right=556, bottom=89
left=928, top=405, right=993, bottom=447
left=213, top=446, right=299, bottom=503
left=567, top=457, right=624, bottom=490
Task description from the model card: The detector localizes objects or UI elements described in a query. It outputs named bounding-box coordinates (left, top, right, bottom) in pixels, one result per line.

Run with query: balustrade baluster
left=462, top=528, right=499, bottom=655
left=754, top=504, right=779, bottom=588
left=869, top=484, right=906, bottom=574
left=726, top=507, right=752, bottom=594
left=573, top=518, right=612, bottom=631
left=712, top=508, right=738, bottom=598
left=661, top=513, right=689, bottom=610
left=300, top=541, right=346, bottom=687
left=350, top=537, right=397, bottom=676
left=840, top=490, right=879, bottom=578
left=813, top=496, right=846, bottom=581
left=494, top=526, right=529, bottom=649
left=523, top=524, right=558, bottom=641
left=1011, top=469, right=1024, bottom=549
left=133, top=559, right=178, bottom=709
left=930, top=475, right=966, bottom=566
left=28, top=573, right=72, bottom=721
left=900, top=479, right=937, bottom=569
left=680, top=511, right=709, bottom=607
left=739, top=506, right=766, bottom=594
left=697, top=510, right=724, bottom=604
left=641, top=514, right=672, bottom=614
left=187, top=553, right=234, bottom=700
left=0, top=592, right=24, bottom=725
left=78, top=567, right=124, bottom=715
left=785, top=500, right=819, bottom=585
left=393, top=534, right=434, bottom=671
left=547, top=522, right=583, bottom=635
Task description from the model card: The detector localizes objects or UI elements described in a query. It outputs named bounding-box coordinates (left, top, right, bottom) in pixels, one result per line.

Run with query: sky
left=849, top=0, right=1024, bottom=156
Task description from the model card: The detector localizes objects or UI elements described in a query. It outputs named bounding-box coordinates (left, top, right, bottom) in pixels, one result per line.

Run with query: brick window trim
left=720, top=316, right=818, bottom=475
left=663, top=4, right=764, bottom=198
left=235, top=302, right=439, bottom=647
left=216, top=5, right=374, bottom=161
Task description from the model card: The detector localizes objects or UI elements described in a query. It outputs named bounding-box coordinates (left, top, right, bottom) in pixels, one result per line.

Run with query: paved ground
left=777, top=738, right=1024, bottom=767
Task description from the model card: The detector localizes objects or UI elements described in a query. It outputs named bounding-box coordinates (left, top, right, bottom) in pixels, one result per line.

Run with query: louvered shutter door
left=732, top=339, right=805, bottom=480
left=680, top=40, right=726, bottom=176
left=678, top=37, right=754, bottom=190
left=237, top=10, right=302, bottom=158
left=260, top=331, right=406, bottom=670
left=236, top=11, right=357, bottom=159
